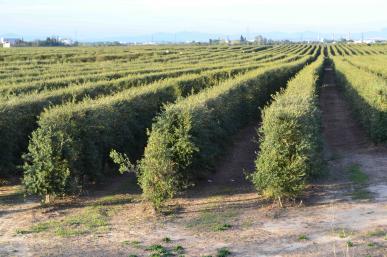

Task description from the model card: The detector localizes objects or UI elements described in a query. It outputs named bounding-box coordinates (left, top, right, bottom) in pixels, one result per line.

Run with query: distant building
left=254, top=35, right=268, bottom=45
left=59, top=38, right=75, bottom=46
left=1, top=37, right=22, bottom=47
left=209, top=38, right=229, bottom=45
left=2, top=42, right=11, bottom=48
left=354, top=39, right=376, bottom=44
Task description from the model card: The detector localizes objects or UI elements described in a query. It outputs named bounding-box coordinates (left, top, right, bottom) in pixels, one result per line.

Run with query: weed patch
left=186, top=209, right=238, bottom=232
left=367, top=228, right=386, bottom=238
left=348, top=164, right=368, bottom=184
left=298, top=234, right=309, bottom=240
left=335, top=228, right=354, bottom=238
left=216, top=247, right=231, bottom=257
left=351, top=189, right=372, bottom=200
left=16, top=205, right=112, bottom=237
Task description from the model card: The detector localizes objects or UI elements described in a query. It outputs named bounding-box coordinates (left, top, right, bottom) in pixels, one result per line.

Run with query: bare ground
left=1, top=66, right=387, bottom=257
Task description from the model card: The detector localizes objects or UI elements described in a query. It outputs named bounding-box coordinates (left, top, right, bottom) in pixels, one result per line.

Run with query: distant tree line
left=209, top=34, right=295, bottom=45
left=12, top=37, right=78, bottom=47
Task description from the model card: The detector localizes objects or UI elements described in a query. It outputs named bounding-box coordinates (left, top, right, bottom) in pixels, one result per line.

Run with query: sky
left=1, top=0, right=387, bottom=41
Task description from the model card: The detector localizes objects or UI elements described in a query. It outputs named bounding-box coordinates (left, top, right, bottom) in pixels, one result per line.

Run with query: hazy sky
left=1, top=0, right=387, bottom=40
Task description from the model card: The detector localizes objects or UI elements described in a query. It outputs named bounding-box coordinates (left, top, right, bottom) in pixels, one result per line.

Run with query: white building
left=59, top=38, right=75, bottom=45
left=353, top=39, right=376, bottom=44
left=1, top=37, right=21, bottom=47
left=2, top=42, right=11, bottom=48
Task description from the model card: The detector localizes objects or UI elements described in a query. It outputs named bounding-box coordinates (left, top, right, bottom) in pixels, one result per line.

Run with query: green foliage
left=0, top=66, right=216, bottom=176
left=162, top=237, right=172, bottom=243
left=367, top=242, right=375, bottom=247
left=22, top=127, right=73, bottom=201
left=174, top=245, right=184, bottom=254
left=298, top=234, right=309, bottom=240
left=146, top=244, right=174, bottom=257
left=186, top=209, right=239, bottom=232
left=351, top=189, right=372, bottom=200
left=130, top=240, right=142, bottom=248
left=16, top=222, right=50, bottom=234
left=252, top=56, right=324, bottom=200
left=16, top=205, right=111, bottom=237
left=21, top=71, right=231, bottom=199
left=214, top=223, right=232, bottom=231
left=139, top=110, right=198, bottom=209
left=0, top=44, right=318, bottom=178
left=367, top=228, right=386, bottom=238
left=0, top=48, right=268, bottom=175
left=333, top=57, right=387, bottom=143
left=0, top=45, right=318, bottom=176
left=337, top=228, right=353, bottom=238
left=216, top=248, right=231, bottom=257
left=347, top=164, right=368, bottom=184
left=140, top=55, right=314, bottom=209
left=110, top=150, right=136, bottom=174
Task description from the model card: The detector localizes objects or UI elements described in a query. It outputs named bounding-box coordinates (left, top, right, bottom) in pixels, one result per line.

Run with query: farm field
left=1, top=44, right=387, bottom=257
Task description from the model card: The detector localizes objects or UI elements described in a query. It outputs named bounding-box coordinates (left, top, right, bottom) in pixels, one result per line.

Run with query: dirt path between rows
left=1, top=64, right=387, bottom=257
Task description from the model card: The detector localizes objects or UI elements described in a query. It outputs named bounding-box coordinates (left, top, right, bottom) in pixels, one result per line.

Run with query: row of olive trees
left=252, top=56, right=325, bottom=205
left=137, top=56, right=315, bottom=209
left=333, top=57, right=387, bottom=143
left=20, top=46, right=319, bottom=207
left=21, top=66, right=259, bottom=201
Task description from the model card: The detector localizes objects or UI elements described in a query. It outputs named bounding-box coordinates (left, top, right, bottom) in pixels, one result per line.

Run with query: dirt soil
left=1, top=66, right=387, bottom=257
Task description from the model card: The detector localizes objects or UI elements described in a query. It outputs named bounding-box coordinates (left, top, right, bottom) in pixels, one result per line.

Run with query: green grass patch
left=298, top=234, right=309, bottom=240
left=146, top=244, right=174, bottom=257
left=336, top=228, right=354, bottom=238
left=351, top=189, right=372, bottom=200
left=216, top=247, right=231, bottom=257
left=347, top=164, right=368, bottom=184
left=162, top=237, right=172, bottom=243
left=122, top=240, right=142, bottom=249
left=367, top=228, right=386, bottom=238
left=16, top=205, right=111, bottom=237
left=346, top=240, right=354, bottom=247
left=367, top=242, right=375, bottom=247
left=55, top=206, right=110, bottom=237
left=16, top=222, right=50, bottom=234
left=123, top=240, right=185, bottom=256
left=214, top=223, right=232, bottom=231
left=93, top=194, right=134, bottom=206
left=186, top=209, right=238, bottom=232
left=174, top=245, right=184, bottom=255
left=130, top=240, right=142, bottom=248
